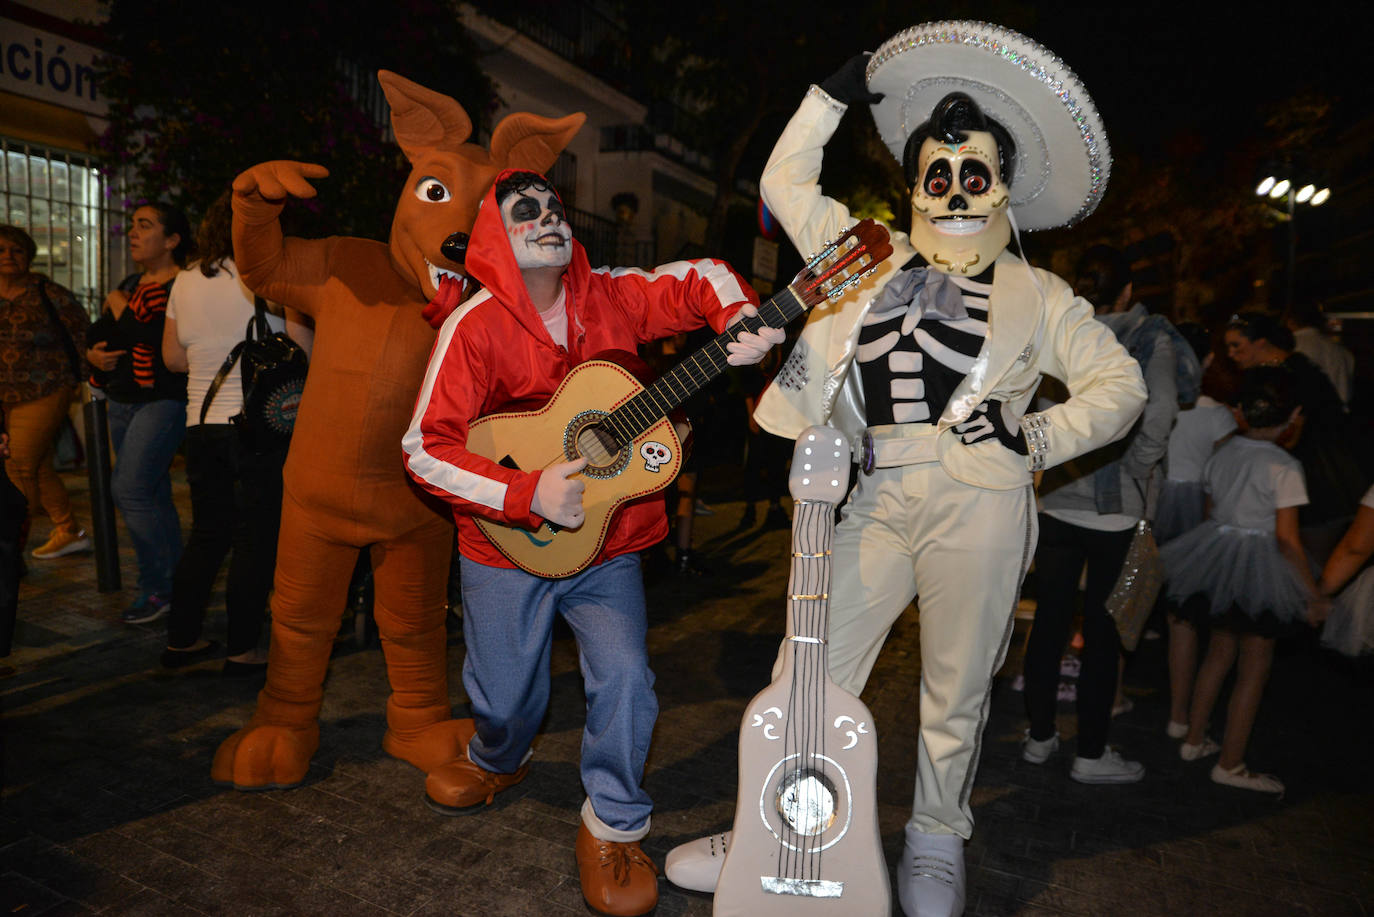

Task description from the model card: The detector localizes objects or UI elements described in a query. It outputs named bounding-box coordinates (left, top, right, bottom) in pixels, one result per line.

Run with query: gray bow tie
left=870, top=266, right=967, bottom=331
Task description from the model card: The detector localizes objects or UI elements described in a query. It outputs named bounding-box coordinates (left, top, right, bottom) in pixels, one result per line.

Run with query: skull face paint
left=500, top=184, right=572, bottom=272
left=909, top=130, right=1010, bottom=276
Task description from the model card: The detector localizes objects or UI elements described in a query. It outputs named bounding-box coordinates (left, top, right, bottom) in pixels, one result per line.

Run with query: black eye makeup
left=510, top=197, right=541, bottom=223
left=960, top=160, right=992, bottom=194
left=923, top=160, right=952, bottom=196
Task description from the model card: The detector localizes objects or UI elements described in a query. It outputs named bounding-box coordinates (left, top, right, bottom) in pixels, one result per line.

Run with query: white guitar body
left=713, top=427, right=890, bottom=916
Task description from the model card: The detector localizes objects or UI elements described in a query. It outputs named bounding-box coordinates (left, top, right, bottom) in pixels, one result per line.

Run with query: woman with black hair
left=86, top=202, right=192, bottom=625
left=159, top=192, right=311, bottom=672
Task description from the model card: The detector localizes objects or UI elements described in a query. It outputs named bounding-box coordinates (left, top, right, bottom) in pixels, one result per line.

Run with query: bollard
left=83, top=398, right=121, bottom=592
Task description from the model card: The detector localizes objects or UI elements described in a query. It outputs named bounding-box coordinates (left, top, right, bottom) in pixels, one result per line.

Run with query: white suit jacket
left=755, top=88, right=1147, bottom=492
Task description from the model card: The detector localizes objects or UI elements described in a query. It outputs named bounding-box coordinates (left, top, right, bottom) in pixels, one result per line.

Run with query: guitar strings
left=777, top=499, right=832, bottom=884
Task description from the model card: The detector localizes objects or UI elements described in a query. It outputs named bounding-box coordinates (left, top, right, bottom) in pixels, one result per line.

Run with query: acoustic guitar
left=466, top=220, right=892, bottom=578
left=712, top=426, right=889, bottom=915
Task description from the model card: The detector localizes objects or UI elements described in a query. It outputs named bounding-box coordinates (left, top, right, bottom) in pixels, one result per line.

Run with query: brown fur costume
left=212, top=71, right=583, bottom=789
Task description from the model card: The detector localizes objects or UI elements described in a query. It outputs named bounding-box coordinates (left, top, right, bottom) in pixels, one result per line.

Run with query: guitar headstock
left=788, top=426, right=849, bottom=504
left=790, top=219, right=893, bottom=309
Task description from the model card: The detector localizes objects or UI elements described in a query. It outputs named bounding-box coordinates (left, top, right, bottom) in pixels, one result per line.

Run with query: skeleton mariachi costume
left=752, top=23, right=1146, bottom=917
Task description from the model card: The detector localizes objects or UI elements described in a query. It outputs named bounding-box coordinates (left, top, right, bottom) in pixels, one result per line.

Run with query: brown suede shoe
left=424, top=755, right=529, bottom=815
left=575, top=823, right=659, bottom=916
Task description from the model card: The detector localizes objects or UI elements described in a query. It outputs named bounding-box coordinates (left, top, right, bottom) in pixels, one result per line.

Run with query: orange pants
left=3, top=387, right=80, bottom=534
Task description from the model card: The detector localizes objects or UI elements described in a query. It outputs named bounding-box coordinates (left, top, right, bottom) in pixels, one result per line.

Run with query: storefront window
left=1, top=136, right=120, bottom=317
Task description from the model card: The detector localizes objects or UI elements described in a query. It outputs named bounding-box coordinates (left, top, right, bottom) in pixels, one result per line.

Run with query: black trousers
left=167, top=425, right=284, bottom=654
left=0, top=463, right=26, bottom=657
left=1023, top=512, right=1134, bottom=760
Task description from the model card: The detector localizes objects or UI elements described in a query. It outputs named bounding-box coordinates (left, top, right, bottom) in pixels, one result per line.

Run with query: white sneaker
left=1021, top=730, right=1059, bottom=765
left=1070, top=747, right=1145, bottom=784
left=897, top=826, right=965, bottom=917
left=1211, top=763, right=1284, bottom=795
left=663, top=831, right=730, bottom=893
left=1165, top=720, right=1189, bottom=739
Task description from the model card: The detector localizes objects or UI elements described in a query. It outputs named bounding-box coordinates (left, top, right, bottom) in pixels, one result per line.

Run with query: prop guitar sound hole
left=775, top=768, right=838, bottom=837
left=566, top=410, right=630, bottom=479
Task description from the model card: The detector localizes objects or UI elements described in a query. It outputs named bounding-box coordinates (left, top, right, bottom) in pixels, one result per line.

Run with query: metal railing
left=1, top=136, right=124, bottom=317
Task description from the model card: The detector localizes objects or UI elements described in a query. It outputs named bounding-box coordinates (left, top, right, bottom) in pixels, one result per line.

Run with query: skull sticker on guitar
left=640, top=440, right=672, bottom=472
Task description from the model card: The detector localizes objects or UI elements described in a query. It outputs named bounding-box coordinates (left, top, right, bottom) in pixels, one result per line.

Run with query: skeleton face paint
left=908, top=130, right=1010, bottom=275
left=500, top=185, right=572, bottom=271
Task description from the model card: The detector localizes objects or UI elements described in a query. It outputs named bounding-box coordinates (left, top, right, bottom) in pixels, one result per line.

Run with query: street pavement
left=2, top=462, right=1371, bottom=915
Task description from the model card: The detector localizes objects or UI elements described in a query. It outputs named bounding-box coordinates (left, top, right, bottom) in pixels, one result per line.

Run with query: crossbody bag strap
left=36, top=279, right=84, bottom=383
left=200, top=340, right=246, bottom=425
left=250, top=296, right=272, bottom=339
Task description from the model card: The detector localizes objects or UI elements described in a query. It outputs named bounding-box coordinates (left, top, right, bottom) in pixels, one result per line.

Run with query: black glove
left=819, top=53, right=885, bottom=107
left=955, top=399, right=1029, bottom=455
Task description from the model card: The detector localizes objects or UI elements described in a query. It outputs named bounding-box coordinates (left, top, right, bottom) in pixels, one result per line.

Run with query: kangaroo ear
left=490, top=112, right=586, bottom=174
left=379, top=70, right=473, bottom=161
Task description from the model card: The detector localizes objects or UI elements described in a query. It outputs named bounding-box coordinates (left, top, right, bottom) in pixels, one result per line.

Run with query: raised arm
left=231, top=161, right=338, bottom=317
left=760, top=55, right=883, bottom=259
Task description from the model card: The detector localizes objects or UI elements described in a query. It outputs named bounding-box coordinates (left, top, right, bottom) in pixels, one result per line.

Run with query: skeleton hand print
left=955, top=398, right=1028, bottom=454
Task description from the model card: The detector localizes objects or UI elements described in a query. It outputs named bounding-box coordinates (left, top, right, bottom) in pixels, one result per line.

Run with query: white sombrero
left=866, top=21, right=1110, bottom=231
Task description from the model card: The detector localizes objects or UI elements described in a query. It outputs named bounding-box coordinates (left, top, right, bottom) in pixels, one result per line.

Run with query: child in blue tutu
left=1161, top=366, right=1326, bottom=794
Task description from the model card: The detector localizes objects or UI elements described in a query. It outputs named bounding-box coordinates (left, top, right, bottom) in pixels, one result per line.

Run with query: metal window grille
left=1, top=135, right=125, bottom=318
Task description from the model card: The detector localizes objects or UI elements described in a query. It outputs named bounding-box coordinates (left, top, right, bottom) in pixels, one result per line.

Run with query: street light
left=1253, top=174, right=1332, bottom=309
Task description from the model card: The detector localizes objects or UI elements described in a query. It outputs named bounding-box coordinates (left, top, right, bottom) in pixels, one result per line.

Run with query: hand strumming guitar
left=532, top=456, right=589, bottom=528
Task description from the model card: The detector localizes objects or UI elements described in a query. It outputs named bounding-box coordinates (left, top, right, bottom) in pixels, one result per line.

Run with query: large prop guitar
left=713, top=427, right=889, bottom=915
left=467, top=220, right=892, bottom=577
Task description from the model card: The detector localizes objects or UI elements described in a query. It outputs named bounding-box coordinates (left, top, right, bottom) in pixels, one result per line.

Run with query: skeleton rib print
left=855, top=265, right=994, bottom=426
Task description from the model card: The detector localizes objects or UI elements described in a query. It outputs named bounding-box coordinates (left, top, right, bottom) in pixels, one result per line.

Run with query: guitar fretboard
left=596, top=286, right=807, bottom=448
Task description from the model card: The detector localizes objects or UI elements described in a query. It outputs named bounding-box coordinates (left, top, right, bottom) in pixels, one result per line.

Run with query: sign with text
left=1, top=19, right=105, bottom=116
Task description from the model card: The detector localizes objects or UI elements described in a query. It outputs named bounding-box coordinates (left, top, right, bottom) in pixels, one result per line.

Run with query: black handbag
left=202, top=298, right=308, bottom=451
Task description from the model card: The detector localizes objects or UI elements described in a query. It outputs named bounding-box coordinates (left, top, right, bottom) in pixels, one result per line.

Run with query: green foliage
left=96, top=0, right=494, bottom=238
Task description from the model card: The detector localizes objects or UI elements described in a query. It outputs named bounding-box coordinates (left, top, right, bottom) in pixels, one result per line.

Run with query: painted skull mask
left=499, top=180, right=573, bottom=272
left=908, top=129, right=1011, bottom=276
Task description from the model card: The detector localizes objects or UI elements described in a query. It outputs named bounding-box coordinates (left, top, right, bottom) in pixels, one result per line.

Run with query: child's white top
left=1204, top=435, right=1307, bottom=531
left=1167, top=395, right=1236, bottom=482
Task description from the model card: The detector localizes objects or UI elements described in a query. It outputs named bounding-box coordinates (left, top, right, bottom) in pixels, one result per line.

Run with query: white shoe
left=1070, top=747, right=1145, bottom=784
left=1179, top=737, right=1221, bottom=761
left=1211, top=763, right=1284, bottom=795
left=897, top=826, right=965, bottom=917
left=664, top=831, right=730, bottom=893
left=1165, top=720, right=1189, bottom=739
left=1021, top=730, right=1059, bottom=765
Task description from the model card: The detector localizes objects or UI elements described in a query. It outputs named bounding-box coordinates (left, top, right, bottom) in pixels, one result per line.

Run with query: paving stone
left=4, top=466, right=1372, bottom=916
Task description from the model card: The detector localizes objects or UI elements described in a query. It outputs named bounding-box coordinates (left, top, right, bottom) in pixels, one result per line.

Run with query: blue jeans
left=107, top=398, right=185, bottom=597
left=460, top=552, right=657, bottom=833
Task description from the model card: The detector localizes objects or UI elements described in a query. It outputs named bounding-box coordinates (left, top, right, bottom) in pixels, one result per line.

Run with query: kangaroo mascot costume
left=213, top=71, right=583, bottom=791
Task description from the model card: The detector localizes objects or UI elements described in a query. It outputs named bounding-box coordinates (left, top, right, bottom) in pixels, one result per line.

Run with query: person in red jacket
left=403, top=169, right=779, bottom=917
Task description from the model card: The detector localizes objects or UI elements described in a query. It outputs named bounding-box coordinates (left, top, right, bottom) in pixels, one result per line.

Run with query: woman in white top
left=159, top=192, right=311, bottom=674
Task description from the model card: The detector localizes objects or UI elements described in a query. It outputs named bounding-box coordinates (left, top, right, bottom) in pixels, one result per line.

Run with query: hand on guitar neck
left=725, top=304, right=786, bottom=366
left=532, top=456, right=589, bottom=528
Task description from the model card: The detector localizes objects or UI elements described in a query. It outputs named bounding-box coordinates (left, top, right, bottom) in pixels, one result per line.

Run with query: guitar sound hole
left=576, top=424, right=621, bottom=468
left=775, top=768, right=837, bottom=837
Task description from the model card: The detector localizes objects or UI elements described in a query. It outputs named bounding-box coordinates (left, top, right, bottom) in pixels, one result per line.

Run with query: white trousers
left=780, top=461, right=1036, bottom=838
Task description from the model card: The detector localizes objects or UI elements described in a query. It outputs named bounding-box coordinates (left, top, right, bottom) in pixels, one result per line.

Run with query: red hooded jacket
left=403, top=170, right=758, bottom=568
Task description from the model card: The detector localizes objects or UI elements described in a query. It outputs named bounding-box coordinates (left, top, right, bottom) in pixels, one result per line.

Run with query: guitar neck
left=598, top=286, right=807, bottom=447
left=784, top=500, right=833, bottom=662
